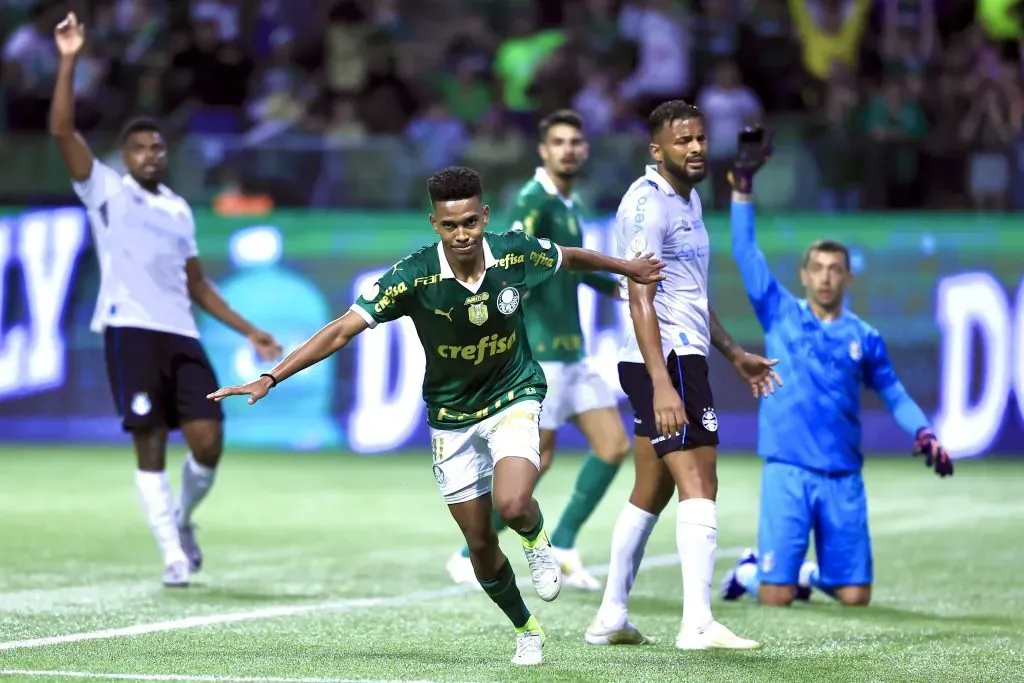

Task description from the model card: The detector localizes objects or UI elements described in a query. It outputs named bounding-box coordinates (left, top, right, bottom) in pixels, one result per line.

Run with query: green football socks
left=479, top=558, right=532, bottom=629
left=550, top=453, right=621, bottom=550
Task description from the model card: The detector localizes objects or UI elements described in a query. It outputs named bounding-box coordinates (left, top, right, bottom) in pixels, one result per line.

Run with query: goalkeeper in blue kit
left=720, top=129, right=954, bottom=608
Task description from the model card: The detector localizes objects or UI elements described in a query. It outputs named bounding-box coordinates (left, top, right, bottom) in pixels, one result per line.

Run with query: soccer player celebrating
left=720, top=127, right=953, bottom=608
left=446, top=110, right=630, bottom=592
left=208, top=167, right=667, bottom=666
left=49, top=13, right=282, bottom=588
left=586, top=101, right=779, bottom=649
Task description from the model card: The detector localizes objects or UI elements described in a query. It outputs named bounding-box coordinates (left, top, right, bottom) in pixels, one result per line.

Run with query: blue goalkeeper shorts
left=756, top=460, right=873, bottom=588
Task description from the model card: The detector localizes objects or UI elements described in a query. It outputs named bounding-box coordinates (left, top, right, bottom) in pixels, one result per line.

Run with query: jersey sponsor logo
left=677, top=243, right=709, bottom=261
left=701, top=408, right=718, bottom=432
left=131, top=392, right=151, bottom=416
left=497, top=287, right=520, bottom=315
left=848, top=340, right=862, bottom=361
left=497, top=253, right=525, bottom=269
left=373, top=282, right=408, bottom=313
left=629, top=235, right=648, bottom=255
left=434, top=308, right=453, bottom=322
left=632, top=195, right=649, bottom=230
left=414, top=274, right=443, bottom=287
left=530, top=251, right=555, bottom=269
left=436, top=331, right=518, bottom=365
left=679, top=332, right=690, bottom=346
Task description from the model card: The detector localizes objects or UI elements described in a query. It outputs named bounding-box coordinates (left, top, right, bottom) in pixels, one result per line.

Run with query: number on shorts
left=431, top=435, right=444, bottom=463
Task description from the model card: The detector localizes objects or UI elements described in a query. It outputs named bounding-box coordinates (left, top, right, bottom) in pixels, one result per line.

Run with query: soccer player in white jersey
left=584, top=100, right=782, bottom=649
left=49, top=13, right=282, bottom=588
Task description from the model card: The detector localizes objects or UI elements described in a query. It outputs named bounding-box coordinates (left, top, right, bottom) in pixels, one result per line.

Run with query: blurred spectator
left=170, top=15, right=254, bottom=133
left=2, top=2, right=62, bottom=131
left=743, top=0, right=804, bottom=111
left=462, top=109, right=528, bottom=174
left=697, top=61, right=763, bottom=209
left=812, top=62, right=864, bottom=211
left=573, top=59, right=618, bottom=136
left=959, top=55, right=1022, bottom=211
left=324, top=0, right=371, bottom=96
left=788, top=0, right=873, bottom=106
left=358, top=48, right=417, bottom=134
left=863, top=74, right=928, bottom=208
left=436, top=59, right=494, bottom=130
left=617, top=0, right=693, bottom=115
left=879, top=0, right=938, bottom=78
left=692, top=0, right=756, bottom=93
left=325, top=98, right=368, bottom=146
left=191, top=0, right=241, bottom=42
left=493, top=9, right=567, bottom=130
left=405, top=99, right=469, bottom=173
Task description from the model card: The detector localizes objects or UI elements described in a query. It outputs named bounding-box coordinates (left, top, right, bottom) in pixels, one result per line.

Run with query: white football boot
left=675, top=620, right=760, bottom=650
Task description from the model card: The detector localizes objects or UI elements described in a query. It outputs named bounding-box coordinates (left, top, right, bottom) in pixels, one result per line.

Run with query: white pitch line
left=0, top=548, right=742, bottom=653
left=0, top=671, right=467, bottom=683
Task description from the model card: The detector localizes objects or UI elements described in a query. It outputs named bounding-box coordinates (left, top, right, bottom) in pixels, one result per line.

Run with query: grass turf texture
left=0, top=447, right=1021, bottom=683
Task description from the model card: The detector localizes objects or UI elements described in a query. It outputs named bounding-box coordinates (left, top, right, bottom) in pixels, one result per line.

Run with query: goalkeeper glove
left=913, top=428, right=953, bottom=478
left=728, top=126, right=773, bottom=194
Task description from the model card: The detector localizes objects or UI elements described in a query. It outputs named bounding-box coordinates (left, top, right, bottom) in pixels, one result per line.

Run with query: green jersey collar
left=437, top=236, right=497, bottom=280
left=534, top=167, right=574, bottom=206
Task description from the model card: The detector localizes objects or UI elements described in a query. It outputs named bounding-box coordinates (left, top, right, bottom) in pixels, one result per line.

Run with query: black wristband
left=259, top=373, right=279, bottom=387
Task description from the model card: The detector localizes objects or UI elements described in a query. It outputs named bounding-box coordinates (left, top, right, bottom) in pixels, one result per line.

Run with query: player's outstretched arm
left=48, top=12, right=95, bottom=182
left=863, top=331, right=953, bottom=477
left=185, top=258, right=283, bottom=361
left=560, top=246, right=666, bottom=284
left=207, top=311, right=369, bottom=405
left=710, top=306, right=782, bottom=399
left=627, top=279, right=685, bottom=439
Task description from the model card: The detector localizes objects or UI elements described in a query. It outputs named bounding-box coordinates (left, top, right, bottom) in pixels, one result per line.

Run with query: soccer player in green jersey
left=208, top=167, right=666, bottom=666
left=446, top=110, right=631, bottom=592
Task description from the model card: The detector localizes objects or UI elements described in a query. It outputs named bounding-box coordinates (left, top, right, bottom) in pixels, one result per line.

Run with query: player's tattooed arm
left=709, top=307, right=741, bottom=362
left=49, top=12, right=95, bottom=181
left=711, top=306, right=783, bottom=399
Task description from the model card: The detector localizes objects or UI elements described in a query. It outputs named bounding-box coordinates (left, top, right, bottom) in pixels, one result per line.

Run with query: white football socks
left=178, top=453, right=216, bottom=527
left=135, top=470, right=186, bottom=566
left=677, top=498, right=717, bottom=632
left=598, top=502, right=659, bottom=625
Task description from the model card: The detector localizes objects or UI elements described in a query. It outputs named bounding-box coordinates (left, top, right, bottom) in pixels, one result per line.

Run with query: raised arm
left=208, top=312, right=369, bottom=405
left=48, top=13, right=95, bottom=182
left=730, top=192, right=788, bottom=329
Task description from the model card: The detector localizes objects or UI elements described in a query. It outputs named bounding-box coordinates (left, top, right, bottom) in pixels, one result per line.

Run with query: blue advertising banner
left=0, top=206, right=1020, bottom=458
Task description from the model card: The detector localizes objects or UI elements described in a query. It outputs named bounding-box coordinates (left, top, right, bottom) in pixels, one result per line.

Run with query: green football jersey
left=350, top=230, right=562, bottom=431
left=508, top=169, right=617, bottom=363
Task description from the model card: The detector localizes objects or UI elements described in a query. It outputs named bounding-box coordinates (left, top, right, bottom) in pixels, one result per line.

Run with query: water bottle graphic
left=199, top=225, right=341, bottom=450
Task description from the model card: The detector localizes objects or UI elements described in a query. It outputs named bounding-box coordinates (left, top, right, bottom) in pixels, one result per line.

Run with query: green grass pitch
left=0, top=446, right=1022, bottom=683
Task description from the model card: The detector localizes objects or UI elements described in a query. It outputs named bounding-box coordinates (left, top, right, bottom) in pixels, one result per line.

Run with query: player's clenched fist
left=652, top=380, right=686, bottom=440
left=54, top=12, right=86, bottom=57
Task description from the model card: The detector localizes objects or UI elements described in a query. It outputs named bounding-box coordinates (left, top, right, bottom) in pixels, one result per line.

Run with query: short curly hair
left=647, top=100, right=702, bottom=138
left=427, top=166, right=483, bottom=204
left=120, top=117, right=163, bottom=145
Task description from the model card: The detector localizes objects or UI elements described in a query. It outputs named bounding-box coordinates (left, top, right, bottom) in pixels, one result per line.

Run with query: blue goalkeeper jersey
left=730, top=200, right=930, bottom=474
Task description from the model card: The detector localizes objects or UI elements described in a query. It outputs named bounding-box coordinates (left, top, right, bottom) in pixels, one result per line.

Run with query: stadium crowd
left=3, top=0, right=1023, bottom=211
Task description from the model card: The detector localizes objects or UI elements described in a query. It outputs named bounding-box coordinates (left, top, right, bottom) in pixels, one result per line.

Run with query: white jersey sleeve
left=72, top=160, right=125, bottom=210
